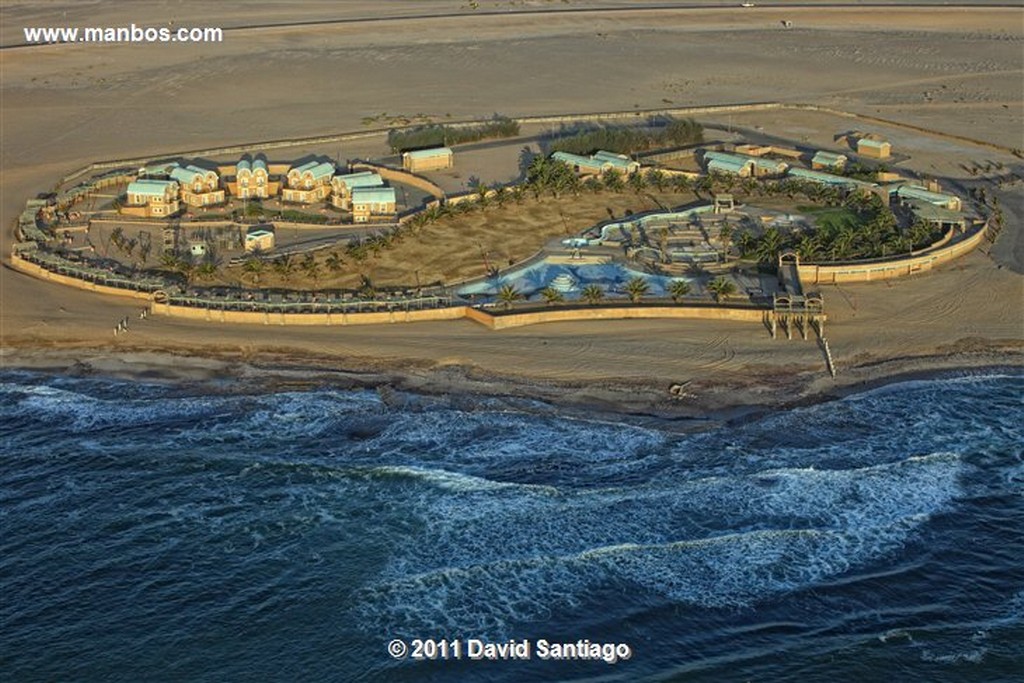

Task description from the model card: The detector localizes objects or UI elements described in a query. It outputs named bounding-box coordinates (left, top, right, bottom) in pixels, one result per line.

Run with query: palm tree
left=473, top=181, right=490, bottom=209
left=797, top=234, right=821, bottom=262
left=325, top=252, right=344, bottom=273
left=492, top=184, right=508, bottom=207
left=707, top=276, right=737, bottom=302
left=601, top=168, right=625, bottom=193
left=304, top=260, right=321, bottom=286
left=195, top=262, right=217, bottom=281
left=273, top=255, right=295, bottom=281
left=581, top=284, right=604, bottom=305
left=671, top=174, right=692, bottom=194
left=693, top=175, right=713, bottom=199
left=566, top=173, right=583, bottom=197
left=736, top=232, right=756, bottom=258
left=358, top=275, right=376, bottom=299
left=540, top=286, right=564, bottom=306
left=178, top=259, right=196, bottom=285
left=242, top=257, right=264, bottom=286
left=668, top=279, right=691, bottom=302
left=160, top=252, right=182, bottom=273
left=627, top=171, right=647, bottom=195
left=718, top=224, right=734, bottom=257
left=645, top=168, right=667, bottom=192
left=496, top=284, right=523, bottom=310
left=623, top=276, right=650, bottom=303
left=755, top=227, right=783, bottom=265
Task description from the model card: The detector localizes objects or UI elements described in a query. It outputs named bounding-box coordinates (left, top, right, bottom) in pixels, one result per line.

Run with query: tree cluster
left=548, top=118, right=703, bottom=156
left=387, top=115, right=520, bottom=153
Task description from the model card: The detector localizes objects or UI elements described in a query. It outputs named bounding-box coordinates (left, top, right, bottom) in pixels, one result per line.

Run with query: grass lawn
left=795, top=205, right=864, bottom=232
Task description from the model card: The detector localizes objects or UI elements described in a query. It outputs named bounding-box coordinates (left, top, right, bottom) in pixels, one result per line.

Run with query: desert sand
left=1, top=1, right=1021, bottom=417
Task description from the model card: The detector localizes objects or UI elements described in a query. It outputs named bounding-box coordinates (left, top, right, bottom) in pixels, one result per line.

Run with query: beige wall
left=152, top=302, right=471, bottom=326
left=350, top=163, right=444, bottom=199
left=798, top=223, right=989, bottom=284
left=484, top=305, right=766, bottom=330
left=10, top=253, right=775, bottom=331
left=10, top=253, right=154, bottom=302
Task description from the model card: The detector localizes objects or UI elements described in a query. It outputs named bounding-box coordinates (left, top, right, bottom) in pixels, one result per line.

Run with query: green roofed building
left=352, top=186, right=397, bottom=223
left=551, top=151, right=604, bottom=175
left=591, top=150, right=640, bottom=173
left=707, top=158, right=751, bottom=177
left=906, top=201, right=967, bottom=229
left=811, top=151, right=848, bottom=170
left=551, top=150, right=639, bottom=176
left=788, top=167, right=877, bottom=191
left=331, top=171, right=385, bottom=210
left=283, top=159, right=335, bottom=203
left=704, top=150, right=787, bottom=177
left=124, top=179, right=180, bottom=218
left=893, top=184, right=962, bottom=211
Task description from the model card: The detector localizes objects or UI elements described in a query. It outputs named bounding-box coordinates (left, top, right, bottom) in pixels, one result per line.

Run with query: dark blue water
left=0, top=371, right=1021, bottom=682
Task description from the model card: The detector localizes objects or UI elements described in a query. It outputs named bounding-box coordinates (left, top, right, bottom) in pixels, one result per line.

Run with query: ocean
left=0, top=370, right=1021, bottom=682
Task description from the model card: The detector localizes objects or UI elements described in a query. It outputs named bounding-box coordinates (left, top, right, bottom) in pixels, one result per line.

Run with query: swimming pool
left=457, top=260, right=693, bottom=300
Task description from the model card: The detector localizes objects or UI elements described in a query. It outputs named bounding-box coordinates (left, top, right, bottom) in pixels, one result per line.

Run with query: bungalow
left=707, top=158, right=752, bottom=177
left=551, top=150, right=640, bottom=176
left=351, top=187, right=397, bottom=223
left=282, top=160, right=335, bottom=203
left=906, top=201, right=967, bottom=231
left=811, top=151, right=848, bottom=171
left=233, top=156, right=278, bottom=199
left=123, top=179, right=180, bottom=217
left=787, top=167, right=878, bottom=191
left=551, top=151, right=604, bottom=175
left=856, top=136, right=892, bottom=159
left=591, top=150, right=640, bottom=175
left=330, top=171, right=384, bottom=210
left=893, top=184, right=962, bottom=212
left=169, top=164, right=225, bottom=207
left=403, top=147, right=453, bottom=173
left=244, top=228, right=275, bottom=253
left=703, top=151, right=787, bottom=178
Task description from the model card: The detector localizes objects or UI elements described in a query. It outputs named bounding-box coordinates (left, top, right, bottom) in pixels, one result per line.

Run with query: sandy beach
left=1, top=0, right=1021, bottom=412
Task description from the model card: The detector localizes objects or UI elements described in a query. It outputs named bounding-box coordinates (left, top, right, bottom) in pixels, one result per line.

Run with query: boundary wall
left=797, top=222, right=990, bottom=284
left=150, top=301, right=768, bottom=329
left=349, top=161, right=445, bottom=200
left=10, top=253, right=155, bottom=302
left=8, top=252, right=768, bottom=329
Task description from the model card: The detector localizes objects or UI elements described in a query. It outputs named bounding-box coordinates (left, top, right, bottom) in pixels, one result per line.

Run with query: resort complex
left=10, top=109, right=1003, bottom=377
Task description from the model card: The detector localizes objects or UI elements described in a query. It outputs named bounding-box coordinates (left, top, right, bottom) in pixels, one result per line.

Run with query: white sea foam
left=353, top=452, right=964, bottom=637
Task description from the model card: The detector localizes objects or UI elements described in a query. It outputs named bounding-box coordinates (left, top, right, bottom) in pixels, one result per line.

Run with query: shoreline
left=2, top=342, right=1020, bottom=432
